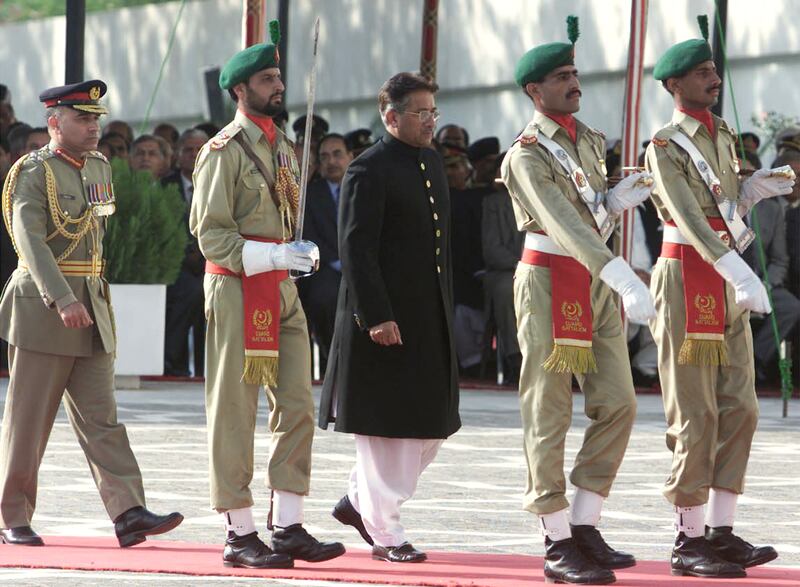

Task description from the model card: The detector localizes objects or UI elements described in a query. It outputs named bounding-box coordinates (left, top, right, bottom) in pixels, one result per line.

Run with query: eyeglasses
left=401, top=109, right=440, bottom=124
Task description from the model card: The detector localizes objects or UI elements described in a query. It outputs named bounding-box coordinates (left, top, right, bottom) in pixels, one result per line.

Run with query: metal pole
left=65, top=0, right=86, bottom=83
left=278, top=0, right=290, bottom=102
left=711, top=0, right=728, bottom=117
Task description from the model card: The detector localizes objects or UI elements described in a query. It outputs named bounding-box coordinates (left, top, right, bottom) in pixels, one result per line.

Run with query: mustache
left=567, top=89, right=582, bottom=99
left=707, top=85, right=721, bottom=93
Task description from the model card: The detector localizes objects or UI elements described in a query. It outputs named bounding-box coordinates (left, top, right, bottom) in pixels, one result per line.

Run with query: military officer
left=0, top=80, right=183, bottom=547
left=189, top=21, right=345, bottom=569
left=646, top=16, right=795, bottom=579
left=501, top=17, right=656, bottom=585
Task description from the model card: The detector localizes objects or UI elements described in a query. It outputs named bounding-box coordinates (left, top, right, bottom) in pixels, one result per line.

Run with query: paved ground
left=0, top=380, right=798, bottom=586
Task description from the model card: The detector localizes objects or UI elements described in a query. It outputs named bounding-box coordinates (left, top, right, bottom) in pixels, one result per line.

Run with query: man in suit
left=320, top=72, right=460, bottom=563
left=0, top=80, right=183, bottom=547
left=482, top=153, right=524, bottom=385
left=298, top=133, right=352, bottom=372
left=162, top=128, right=209, bottom=376
left=744, top=158, right=800, bottom=383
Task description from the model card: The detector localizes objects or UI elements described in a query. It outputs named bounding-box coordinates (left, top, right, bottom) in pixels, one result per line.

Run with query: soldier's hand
left=739, top=166, right=795, bottom=211
left=369, top=321, right=403, bottom=346
left=60, top=302, right=94, bottom=329
left=605, top=171, right=654, bottom=214
left=270, top=240, right=320, bottom=274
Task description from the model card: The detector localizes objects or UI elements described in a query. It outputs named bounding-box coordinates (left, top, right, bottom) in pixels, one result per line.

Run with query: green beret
left=219, top=20, right=281, bottom=90
left=515, top=16, right=579, bottom=86
left=653, top=15, right=713, bottom=81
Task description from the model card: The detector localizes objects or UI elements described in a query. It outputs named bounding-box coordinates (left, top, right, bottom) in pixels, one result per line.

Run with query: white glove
left=242, top=239, right=320, bottom=276
left=605, top=171, right=654, bottom=214
left=270, top=240, right=320, bottom=273
left=739, top=165, right=795, bottom=212
left=599, top=256, right=656, bottom=324
left=713, top=250, right=771, bottom=313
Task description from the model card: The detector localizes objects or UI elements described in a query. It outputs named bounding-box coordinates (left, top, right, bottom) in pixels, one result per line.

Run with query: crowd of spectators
left=1, top=81, right=798, bottom=388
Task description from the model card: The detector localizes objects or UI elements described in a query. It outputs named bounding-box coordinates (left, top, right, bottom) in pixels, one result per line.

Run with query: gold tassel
left=542, top=344, right=598, bottom=374
left=678, top=338, right=729, bottom=367
left=242, top=356, right=280, bottom=387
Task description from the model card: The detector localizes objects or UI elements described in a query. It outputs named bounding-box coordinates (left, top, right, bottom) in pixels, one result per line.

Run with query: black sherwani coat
left=318, top=134, right=460, bottom=439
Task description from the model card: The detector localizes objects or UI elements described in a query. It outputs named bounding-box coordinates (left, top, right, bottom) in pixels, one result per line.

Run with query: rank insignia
left=652, top=137, right=669, bottom=148
left=518, top=134, right=538, bottom=146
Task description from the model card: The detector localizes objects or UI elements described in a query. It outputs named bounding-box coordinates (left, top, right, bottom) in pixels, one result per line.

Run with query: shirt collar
left=234, top=109, right=268, bottom=146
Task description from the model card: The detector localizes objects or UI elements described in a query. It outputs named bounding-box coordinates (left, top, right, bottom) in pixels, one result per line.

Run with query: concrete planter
left=109, top=284, right=166, bottom=376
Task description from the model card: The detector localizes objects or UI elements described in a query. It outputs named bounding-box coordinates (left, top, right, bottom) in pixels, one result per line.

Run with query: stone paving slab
left=0, top=380, right=798, bottom=585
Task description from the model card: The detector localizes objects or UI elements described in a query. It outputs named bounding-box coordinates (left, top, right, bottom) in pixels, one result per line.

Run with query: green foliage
left=103, top=159, right=187, bottom=284
left=697, top=15, right=709, bottom=41
left=566, top=15, right=580, bottom=44
left=0, top=0, right=174, bottom=22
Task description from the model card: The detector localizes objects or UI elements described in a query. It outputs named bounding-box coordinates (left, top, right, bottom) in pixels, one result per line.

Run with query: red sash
left=520, top=247, right=596, bottom=373
left=661, top=218, right=729, bottom=366
left=205, top=235, right=289, bottom=387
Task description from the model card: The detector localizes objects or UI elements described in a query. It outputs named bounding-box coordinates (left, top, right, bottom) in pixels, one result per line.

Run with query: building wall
left=2, top=0, right=798, bottom=154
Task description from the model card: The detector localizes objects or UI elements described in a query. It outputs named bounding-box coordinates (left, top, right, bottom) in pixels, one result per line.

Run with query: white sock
left=570, top=488, right=604, bottom=526
left=707, top=488, right=738, bottom=528
left=273, top=490, right=304, bottom=528
left=223, top=507, right=256, bottom=536
left=675, top=505, right=705, bottom=538
left=540, top=508, right=572, bottom=542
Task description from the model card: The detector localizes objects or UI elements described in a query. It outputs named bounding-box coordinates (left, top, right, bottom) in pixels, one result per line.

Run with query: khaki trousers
left=514, top=263, right=636, bottom=515
left=650, top=257, right=758, bottom=507
left=204, top=274, right=314, bottom=511
left=0, top=337, right=145, bottom=528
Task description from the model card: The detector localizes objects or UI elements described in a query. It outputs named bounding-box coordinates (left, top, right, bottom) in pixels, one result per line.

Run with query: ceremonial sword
left=289, top=16, right=321, bottom=279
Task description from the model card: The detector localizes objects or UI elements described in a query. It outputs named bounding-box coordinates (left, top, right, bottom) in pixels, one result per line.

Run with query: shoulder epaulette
left=209, top=124, right=242, bottom=151
left=26, top=147, right=54, bottom=165
left=515, top=123, right=540, bottom=147
left=587, top=127, right=606, bottom=139
left=87, top=150, right=109, bottom=163
left=651, top=137, right=669, bottom=148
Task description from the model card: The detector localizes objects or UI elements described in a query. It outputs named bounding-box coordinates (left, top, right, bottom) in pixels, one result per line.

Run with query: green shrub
left=104, top=159, right=187, bottom=284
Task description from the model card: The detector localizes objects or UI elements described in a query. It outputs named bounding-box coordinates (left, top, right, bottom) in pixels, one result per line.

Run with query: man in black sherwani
left=319, top=72, right=460, bottom=563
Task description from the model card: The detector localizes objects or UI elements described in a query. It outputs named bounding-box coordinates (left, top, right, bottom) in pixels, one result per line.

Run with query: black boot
left=223, top=531, right=294, bottom=568
left=271, top=523, right=346, bottom=563
left=706, top=526, right=778, bottom=568
left=114, top=506, right=183, bottom=547
left=671, top=532, right=746, bottom=578
left=543, top=537, right=616, bottom=585
left=571, top=525, right=636, bottom=570
left=332, top=495, right=374, bottom=545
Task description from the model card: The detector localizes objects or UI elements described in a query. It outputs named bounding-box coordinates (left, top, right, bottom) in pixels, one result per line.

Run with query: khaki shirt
left=645, top=109, right=740, bottom=264
left=0, top=144, right=115, bottom=356
left=190, top=110, right=297, bottom=271
left=501, top=110, right=615, bottom=277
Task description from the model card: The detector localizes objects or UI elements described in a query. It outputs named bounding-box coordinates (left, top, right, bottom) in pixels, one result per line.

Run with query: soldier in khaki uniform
left=501, top=17, right=656, bottom=585
left=0, top=80, right=183, bottom=547
left=646, top=17, right=795, bottom=579
left=189, top=22, right=344, bottom=570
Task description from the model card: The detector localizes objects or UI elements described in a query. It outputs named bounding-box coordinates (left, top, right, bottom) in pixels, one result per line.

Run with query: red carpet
left=1, top=537, right=799, bottom=586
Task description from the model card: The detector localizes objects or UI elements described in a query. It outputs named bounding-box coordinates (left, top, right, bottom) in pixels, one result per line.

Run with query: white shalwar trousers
left=347, top=435, right=443, bottom=548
